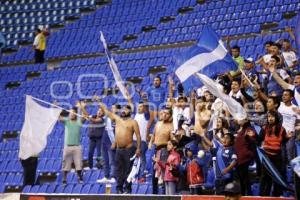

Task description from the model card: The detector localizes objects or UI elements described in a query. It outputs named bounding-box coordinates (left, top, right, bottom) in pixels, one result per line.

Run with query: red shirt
left=262, top=126, right=287, bottom=155
left=234, top=127, right=257, bottom=165
left=157, top=149, right=181, bottom=182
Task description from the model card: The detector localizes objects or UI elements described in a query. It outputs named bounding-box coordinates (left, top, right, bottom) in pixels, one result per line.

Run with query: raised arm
left=93, top=95, right=118, bottom=121
left=148, top=123, right=157, bottom=149
left=168, top=75, right=175, bottom=100
left=146, top=110, right=154, bottom=141
left=78, top=101, right=89, bottom=123
left=268, top=63, right=292, bottom=90
left=254, top=82, right=268, bottom=103
left=285, top=27, right=296, bottom=41
left=133, top=120, right=141, bottom=156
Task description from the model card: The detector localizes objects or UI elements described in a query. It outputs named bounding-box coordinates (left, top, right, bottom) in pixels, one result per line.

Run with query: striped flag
left=173, top=26, right=237, bottom=90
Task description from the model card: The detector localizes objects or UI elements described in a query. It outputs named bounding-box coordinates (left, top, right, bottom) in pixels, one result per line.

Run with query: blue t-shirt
left=268, top=76, right=283, bottom=96
left=146, top=86, right=166, bottom=109
left=216, top=146, right=237, bottom=179
left=291, top=85, right=300, bottom=106
left=267, top=69, right=289, bottom=96
left=244, top=67, right=258, bottom=80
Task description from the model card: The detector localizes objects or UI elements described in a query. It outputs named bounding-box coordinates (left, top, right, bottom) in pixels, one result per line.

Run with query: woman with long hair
left=259, top=111, right=288, bottom=196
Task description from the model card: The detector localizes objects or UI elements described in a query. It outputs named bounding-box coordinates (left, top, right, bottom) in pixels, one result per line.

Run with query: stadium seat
left=46, top=184, right=57, bottom=193
left=38, top=184, right=48, bottom=193
left=89, top=184, right=102, bottom=194
left=22, top=185, right=31, bottom=193
left=55, top=185, right=65, bottom=193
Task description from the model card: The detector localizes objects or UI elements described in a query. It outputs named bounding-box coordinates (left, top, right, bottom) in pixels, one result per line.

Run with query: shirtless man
left=148, top=107, right=174, bottom=194
left=194, top=99, right=212, bottom=150
left=194, top=99, right=211, bottom=135
left=99, top=102, right=141, bottom=194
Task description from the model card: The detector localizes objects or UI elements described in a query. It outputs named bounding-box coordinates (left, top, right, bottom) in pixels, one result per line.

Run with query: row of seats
left=22, top=183, right=152, bottom=194
left=2, top=0, right=299, bottom=63
left=0, top=0, right=95, bottom=51
left=0, top=173, right=23, bottom=187
left=0, top=1, right=94, bottom=15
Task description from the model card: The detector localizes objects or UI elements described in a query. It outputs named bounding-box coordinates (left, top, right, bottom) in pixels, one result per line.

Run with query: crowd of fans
left=60, top=30, right=300, bottom=196
left=21, top=29, right=300, bottom=197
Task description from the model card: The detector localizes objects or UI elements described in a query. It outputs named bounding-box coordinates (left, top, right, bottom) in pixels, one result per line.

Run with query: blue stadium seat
left=46, top=184, right=57, bottom=193
left=55, top=185, right=65, bottom=193
left=38, top=184, right=48, bottom=193
left=30, top=185, right=40, bottom=193
left=89, top=184, right=102, bottom=194
left=22, top=185, right=31, bottom=193
left=63, top=184, right=74, bottom=193
left=81, top=184, right=92, bottom=193
left=72, top=184, right=83, bottom=193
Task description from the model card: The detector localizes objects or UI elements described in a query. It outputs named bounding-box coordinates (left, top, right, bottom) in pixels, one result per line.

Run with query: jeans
left=21, top=157, right=38, bottom=186
left=259, top=153, right=283, bottom=196
left=34, top=49, right=44, bottom=63
left=115, top=146, right=136, bottom=193
left=237, top=161, right=252, bottom=196
left=215, top=178, right=232, bottom=195
left=134, top=141, right=147, bottom=179
left=152, top=146, right=168, bottom=194
left=88, top=137, right=102, bottom=169
left=165, top=181, right=176, bottom=195
left=286, top=136, right=295, bottom=163
left=102, top=142, right=115, bottom=178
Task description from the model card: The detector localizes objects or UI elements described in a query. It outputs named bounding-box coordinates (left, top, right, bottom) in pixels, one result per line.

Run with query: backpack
left=187, top=160, right=204, bottom=185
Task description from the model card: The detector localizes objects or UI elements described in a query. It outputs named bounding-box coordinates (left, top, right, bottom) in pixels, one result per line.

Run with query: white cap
left=244, top=57, right=254, bottom=63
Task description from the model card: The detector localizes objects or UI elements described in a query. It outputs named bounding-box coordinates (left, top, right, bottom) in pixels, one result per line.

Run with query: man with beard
left=98, top=102, right=141, bottom=194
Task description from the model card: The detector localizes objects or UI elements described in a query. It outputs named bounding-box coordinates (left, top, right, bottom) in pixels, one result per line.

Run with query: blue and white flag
left=291, top=156, right=300, bottom=178
left=257, top=147, right=292, bottom=190
left=100, top=31, right=130, bottom=99
left=173, top=26, right=237, bottom=89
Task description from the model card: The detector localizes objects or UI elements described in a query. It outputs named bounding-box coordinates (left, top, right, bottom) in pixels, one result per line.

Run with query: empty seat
left=72, top=184, right=83, bottom=193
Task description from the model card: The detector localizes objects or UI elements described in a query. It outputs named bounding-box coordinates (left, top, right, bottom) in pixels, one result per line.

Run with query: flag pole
left=240, top=68, right=254, bottom=87
left=30, top=96, right=85, bottom=118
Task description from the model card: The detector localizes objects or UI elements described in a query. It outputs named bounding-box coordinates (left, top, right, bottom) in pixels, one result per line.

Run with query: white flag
left=127, top=157, right=141, bottom=183
left=100, top=31, right=130, bottom=99
left=19, top=95, right=62, bottom=160
left=195, top=73, right=247, bottom=120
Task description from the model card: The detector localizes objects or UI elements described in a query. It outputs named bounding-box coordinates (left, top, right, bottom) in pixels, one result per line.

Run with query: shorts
left=62, top=145, right=82, bottom=171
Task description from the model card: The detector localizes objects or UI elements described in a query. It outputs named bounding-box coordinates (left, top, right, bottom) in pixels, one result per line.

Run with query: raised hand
left=93, top=95, right=101, bottom=102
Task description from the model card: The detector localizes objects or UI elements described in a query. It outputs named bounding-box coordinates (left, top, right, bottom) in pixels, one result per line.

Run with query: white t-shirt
left=287, top=84, right=300, bottom=119
left=282, top=51, right=297, bottom=67
left=173, top=106, right=190, bottom=131
left=278, top=102, right=297, bottom=133
left=229, top=90, right=243, bottom=100
left=134, top=113, right=148, bottom=142
left=33, top=34, right=41, bottom=49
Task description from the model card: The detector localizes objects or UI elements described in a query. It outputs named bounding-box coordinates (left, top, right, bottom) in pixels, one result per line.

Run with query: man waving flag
left=173, top=26, right=237, bottom=90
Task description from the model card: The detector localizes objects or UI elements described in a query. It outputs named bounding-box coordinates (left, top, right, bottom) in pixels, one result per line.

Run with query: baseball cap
left=244, top=57, right=254, bottom=63
left=224, top=182, right=241, bottom=195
